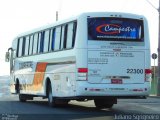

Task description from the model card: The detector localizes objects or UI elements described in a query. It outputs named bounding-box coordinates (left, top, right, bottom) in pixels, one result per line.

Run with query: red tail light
left=78, top=68, right=88, bottom=73
left=77, top=68, right=88, bottom=81
left=145, top=69, right=152, bottom=74
left=145, top=69, right=152, bottom=82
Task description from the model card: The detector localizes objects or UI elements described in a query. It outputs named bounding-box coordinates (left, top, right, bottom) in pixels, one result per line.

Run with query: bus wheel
left=94, top=99, right=114, bottom=109
left=15, top=80, right=20, bottom=94
left=48, top=83, right=57, bottom=107
left=16, top=81, right=26, bottom=102
left=19, top=94, right=27, bottom=102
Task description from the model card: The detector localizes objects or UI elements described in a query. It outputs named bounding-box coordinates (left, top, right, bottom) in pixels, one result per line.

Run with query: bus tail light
left=78, top=68, right=88, bottom=80
left=145, top=69, right=152, bottom=74
left=145, top=69, right=152, bottom=82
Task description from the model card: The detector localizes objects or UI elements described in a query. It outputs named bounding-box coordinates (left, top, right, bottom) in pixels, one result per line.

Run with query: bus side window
left=54, top=26, right=61, bottom=51
left=50, top=28, right=55, bottom=51
left=44, top=29, right=50, bottom=53
left=38, top=32, right=41, bottom=53
left=18, top=38, right=23, bottom=57
left=39, top=31, right=45, bottom=53
left=33, top=33, right=39, bottom=54
left=72, top=21, right=77, bottom=47
left=16, top=39, right=20, bottom=57
left=22, top=37, right=26, bottom=56
left=48, top=29, right=51, bottom=52
left=60, top=25, right=68, bottom=50
left=25, top=36, right=30, bottom=56
left=29, top=35, right=34, bottom=55
left=66, top=22, right=76, bottom=49
left=63, top=24, right=68, bottom=49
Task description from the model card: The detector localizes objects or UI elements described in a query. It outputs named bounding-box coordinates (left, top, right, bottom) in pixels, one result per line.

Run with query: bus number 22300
left=127, top=69, right=143, bottom=74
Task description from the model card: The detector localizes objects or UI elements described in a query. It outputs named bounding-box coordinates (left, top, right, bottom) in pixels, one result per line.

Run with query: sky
left=0, top=0, right=159, bottom=76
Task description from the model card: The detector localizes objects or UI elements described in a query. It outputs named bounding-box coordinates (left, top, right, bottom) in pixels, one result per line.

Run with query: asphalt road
left=0, top=95, right=160, bottom=120
left=0, top=77, right=160, bottom=120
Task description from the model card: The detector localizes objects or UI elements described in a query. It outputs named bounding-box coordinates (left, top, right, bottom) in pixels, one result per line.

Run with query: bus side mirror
left=5, top=52, right=10, bottom=62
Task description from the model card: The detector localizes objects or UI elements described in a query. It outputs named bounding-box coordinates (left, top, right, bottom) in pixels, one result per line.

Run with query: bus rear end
left=76, top=13, right=151, bottom=108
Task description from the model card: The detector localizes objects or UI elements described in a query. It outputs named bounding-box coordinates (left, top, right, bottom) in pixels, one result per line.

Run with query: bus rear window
left=88, top=17, right=144, bottom=42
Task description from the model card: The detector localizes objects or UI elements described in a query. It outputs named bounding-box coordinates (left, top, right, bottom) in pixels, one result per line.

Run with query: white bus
left=6, top=12, right=151, bottom=108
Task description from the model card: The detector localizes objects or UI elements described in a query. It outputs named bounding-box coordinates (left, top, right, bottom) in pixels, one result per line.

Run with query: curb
left=149, top=95, right=160, bottom=98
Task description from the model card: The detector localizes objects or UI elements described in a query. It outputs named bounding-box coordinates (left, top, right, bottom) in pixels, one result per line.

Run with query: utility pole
left=56, top=0, right=62, bottom=21
left=56, top=11, right=58, bottom=21
left=146, top=0, right=160, bottom=96
left=157, top=0, right=160, bottom=96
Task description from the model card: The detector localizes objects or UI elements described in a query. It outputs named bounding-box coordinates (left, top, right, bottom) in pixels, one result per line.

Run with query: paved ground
left=0, top=77, right=160, bottom=120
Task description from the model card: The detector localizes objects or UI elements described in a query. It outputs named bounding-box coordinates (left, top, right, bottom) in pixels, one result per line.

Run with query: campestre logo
left=96, top=24, right=136, bottom=34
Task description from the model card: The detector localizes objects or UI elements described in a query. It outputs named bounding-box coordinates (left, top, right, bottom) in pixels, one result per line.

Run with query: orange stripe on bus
left=33, top=62, right=47, bottom=91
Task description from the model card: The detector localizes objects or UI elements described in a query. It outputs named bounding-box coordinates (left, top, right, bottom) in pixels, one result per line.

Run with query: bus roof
left=13, top=12, right=146, bottom=40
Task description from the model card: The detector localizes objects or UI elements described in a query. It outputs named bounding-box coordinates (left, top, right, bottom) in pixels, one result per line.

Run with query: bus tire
left=15, top=80, right=26, bottom=102
left=94, top=99, right=114, bottom=109
left=15, top=80, right=20, bottom=94
left=19, top=94, right=27, bottom=102
left=48, top=83, right=57, bottom=107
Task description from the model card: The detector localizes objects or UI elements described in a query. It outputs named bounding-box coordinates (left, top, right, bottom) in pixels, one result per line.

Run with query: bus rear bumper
left=76, top=82, right=150, bottom=98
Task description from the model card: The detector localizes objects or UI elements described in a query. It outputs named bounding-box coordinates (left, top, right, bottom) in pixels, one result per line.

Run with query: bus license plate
left=111, top=79, right=122, bottom=84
